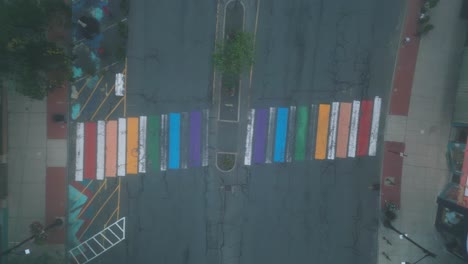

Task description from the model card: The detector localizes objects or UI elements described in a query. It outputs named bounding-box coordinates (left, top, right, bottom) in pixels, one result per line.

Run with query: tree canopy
left=0, top=0, right=71, bottom=100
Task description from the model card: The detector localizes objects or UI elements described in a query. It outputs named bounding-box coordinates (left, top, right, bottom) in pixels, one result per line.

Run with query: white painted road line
left=348, top=100, right=360, bottom=158
left=368, top=97, right=381, bottom=156
left=265, top=107, right=276, bottom=164
left=286, top=106, right=296, bottom=162
left=244, top=109, right=255, bottom=165
left=139, top=116, right=147, bottom=173
left=117, top=118, right=127, bottom=176
left=202, top=109, right=209, bottom=167
left=96, top=121, right=105, bottom=180
left=327, top=102, right=339, bottom=160
left=160, top=114, right=168, bottom=171
left=75, top=123, right=85, bottom=181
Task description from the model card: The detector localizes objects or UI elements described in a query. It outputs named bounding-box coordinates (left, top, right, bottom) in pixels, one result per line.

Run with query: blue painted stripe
left=273, top=107, right=289, bottom=162
left=169, top=113, right=181, bottom=169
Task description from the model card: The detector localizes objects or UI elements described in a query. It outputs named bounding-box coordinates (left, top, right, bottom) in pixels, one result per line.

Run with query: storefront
left=436, top=183, right=468, bottom=261
left=437, top=46, right=468, bottom=261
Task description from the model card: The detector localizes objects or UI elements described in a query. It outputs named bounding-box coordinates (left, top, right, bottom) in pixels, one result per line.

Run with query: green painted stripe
left=147, top=116, right=160, bottom=172
left=294, top=106, right=309, bottom=161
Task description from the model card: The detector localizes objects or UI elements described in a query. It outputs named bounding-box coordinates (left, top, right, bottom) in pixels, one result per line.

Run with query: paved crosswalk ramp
left=243, top=96, right=382, bottom=165
left=74, top=110, right=210, bottom=181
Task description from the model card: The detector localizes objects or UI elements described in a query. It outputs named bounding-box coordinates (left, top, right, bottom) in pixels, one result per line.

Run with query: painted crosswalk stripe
left=96, top=121, right=105, bottom=180
left=202, top=109, right=209, bottom=167
left=180, top=112, right=189, bottom=169
left=253, top=109, right=268, bottom=164
left=127, top=117, right=139, bottom=174
left=294, top=106, right=308, bottom=161
left=348, top=101, right=360, bottom=158
left=308, top=105, right=318, bottom=160
left=189, top=111, right=202, bottom=167
left=286, top=106, right=296, bottom=163
left=147, top=116, right=160, bottom=172
left=244, top=109, right=255, bottom=165
left=105, top=121, right=117, bottom=177
left=117, top=118, right=127, bottom=176
left=169, top=113, right=181, bottom=169
left=84, top=122, right=97, bottom=179
left=357, top=100, right=373, bottom=156
left=75, top=123, right=85, bottom=181
left=265, top=107, right=276, bottom=164
left=274, top=107, right=289, bottom=162
left=315, top=104, right=330, bottom=160
left=336, top=103, right=351, bottom=158
left=327, top=102, right=339, bottom=160
left=368, top=97, right=381, bottom=156
left=160, top=114, right=168, bottom=171
left=139, top=116, right=147, bottom=173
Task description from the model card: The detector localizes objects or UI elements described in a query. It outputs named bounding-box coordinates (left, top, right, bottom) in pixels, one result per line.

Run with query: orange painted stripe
left=336, top=103, right=351, bottom=158
left=315, top=104, right=330, bottom=160
left=105, top=121, right=117, bottom=177
left=126, top=117, right=139, bottom=174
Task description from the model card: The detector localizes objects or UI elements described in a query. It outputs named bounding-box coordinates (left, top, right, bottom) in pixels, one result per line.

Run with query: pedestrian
left=368, top=183, right=380, bottom=191
left=402, top=36, right=411, bottom=46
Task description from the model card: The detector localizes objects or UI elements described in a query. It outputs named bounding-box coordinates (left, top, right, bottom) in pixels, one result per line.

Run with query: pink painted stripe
left=336, top=103, right=351, bottom=158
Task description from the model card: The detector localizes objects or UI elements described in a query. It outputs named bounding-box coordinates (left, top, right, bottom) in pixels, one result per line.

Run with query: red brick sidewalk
left=46, top=85, right=68, bottom=244
left=382, top=0, right=424, bottom=208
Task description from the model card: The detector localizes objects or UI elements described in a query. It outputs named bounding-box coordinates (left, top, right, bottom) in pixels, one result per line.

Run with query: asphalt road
left=104, top=0, right=406, bottom=263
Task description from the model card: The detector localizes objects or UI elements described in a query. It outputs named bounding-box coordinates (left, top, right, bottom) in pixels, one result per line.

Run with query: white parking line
left=202, top=109, right=209, bottom=167
left=96, top=121, right=105, bottom=180
left=265, top=107, right=276, bottom=164
left=244, top=109, right=255, bottom=165
left=75, top=123, right=84, bottom=181
left=327, top=102, right=339, bottom=160
left=348, top=101, right=360, bottom=158
left=117, top=118, right=127, bottom=176
left=139, top=116, right=147, bottom=173
left=368, top=97, right=381, bottom=156
left=160, top=114, right=168, bottom=171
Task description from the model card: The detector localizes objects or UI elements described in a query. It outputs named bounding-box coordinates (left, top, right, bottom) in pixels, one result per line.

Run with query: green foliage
left=218, top=153, right=235, bottom=171
left=118, top=21, right=129, bottom=40
left=424, top=0, right=439, bottom=8
left=0, top=0, right=71, bottom=100
left=120, top=0, right=130, bottom=16
left=213, top=31, right=254, bottom=75
left=417, top=23, right=435, bottom=36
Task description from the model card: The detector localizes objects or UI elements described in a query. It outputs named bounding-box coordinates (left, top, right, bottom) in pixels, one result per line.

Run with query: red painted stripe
left=46, top=167, right=66, bottom=243
left=84, top=122, right=97, bottom=179
left=356, top=100, right=373, bottom=156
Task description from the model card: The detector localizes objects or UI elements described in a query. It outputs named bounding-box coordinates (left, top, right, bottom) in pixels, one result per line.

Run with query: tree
left=213, top=31, right=255, bottom=75
left=0, top=0, right=71, bottom=100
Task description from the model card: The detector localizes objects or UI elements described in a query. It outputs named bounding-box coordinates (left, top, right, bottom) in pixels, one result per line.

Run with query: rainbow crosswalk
left=74, top=110, right=209, bottom=181
left=243, top=96, right=382, bottom=165
left=74, top=97, right=382, bottom=181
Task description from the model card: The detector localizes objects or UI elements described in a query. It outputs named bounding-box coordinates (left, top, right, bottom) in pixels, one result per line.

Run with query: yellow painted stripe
left=126, top=117, right=139, bottom=174
left=315, top=104, right=330, bottom=160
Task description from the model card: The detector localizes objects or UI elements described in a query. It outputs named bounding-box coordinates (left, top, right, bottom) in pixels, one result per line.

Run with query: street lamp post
left=401, top=252, right=432, bottom=264
left=383, top=219, right=437, bottom=259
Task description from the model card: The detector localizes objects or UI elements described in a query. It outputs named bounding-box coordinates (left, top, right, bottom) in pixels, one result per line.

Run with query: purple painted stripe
left=189, top=111, right=202, bottom=167
left=253, top=109, right=269, bottom=164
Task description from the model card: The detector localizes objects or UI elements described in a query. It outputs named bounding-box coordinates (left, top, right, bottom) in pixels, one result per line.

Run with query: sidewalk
left=379, top=0, right=467, bottom=263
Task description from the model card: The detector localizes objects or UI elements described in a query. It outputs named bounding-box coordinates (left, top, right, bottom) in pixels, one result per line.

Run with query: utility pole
left=383, top=219, right=437, bottom=259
